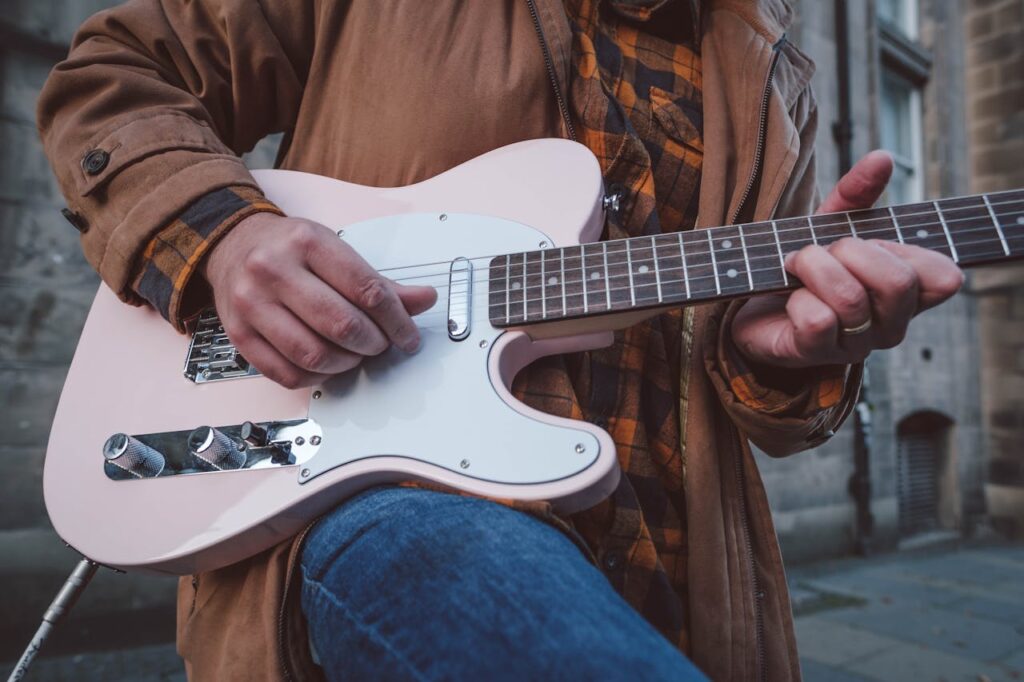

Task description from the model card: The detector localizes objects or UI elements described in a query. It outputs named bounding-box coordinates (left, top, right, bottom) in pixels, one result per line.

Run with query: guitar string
left=405, top=229, right=1021, bottom=328
left=366, top=194, right=1024, bottom=282
left=390, top=209, right=1024, bottom=304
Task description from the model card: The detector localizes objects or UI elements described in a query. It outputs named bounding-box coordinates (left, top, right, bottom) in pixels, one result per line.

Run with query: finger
left=873, top=241, right=965, bottom=312
left=817, top=150, right=894, bottom=214
left=251, top=303, right=364, bottom=375
left=396, top=283, right=439, bottom=316
left=784, top=288, right=850, bottom=364
left=229, top=324, right=330, bottom=389
left=785, top=244, right=872, bottom=329
left=829, top=238, right=918, bottom=348
left=278, top=270, right=389, bottom=356
left=305, top=236, right=423, bottom=353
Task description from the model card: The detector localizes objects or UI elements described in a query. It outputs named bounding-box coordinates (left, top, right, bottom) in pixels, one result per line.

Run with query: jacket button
left=82, top=149, right=110, bottom=175
left=602, top=549, right=623, bottom=571
left=61, top=207, right=88, bottom=234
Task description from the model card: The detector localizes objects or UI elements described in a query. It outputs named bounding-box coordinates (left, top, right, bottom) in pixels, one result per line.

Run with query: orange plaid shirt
left=131, top=0, right=844, bottom=653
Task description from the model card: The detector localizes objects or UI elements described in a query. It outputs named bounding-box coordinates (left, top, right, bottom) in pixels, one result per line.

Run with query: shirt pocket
left=648, top=86, right=704, bottom=229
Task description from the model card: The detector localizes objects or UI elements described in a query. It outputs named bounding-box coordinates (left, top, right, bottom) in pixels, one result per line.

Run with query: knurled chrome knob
left=189, top=426, right=247, bottom=471
left=103, top=434, right=165, bottom=479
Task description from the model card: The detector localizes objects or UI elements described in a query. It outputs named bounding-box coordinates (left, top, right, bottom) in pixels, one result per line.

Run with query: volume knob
left=189, top=426, right=247, bottom=471
left=103, top=434, right=165, bottom=479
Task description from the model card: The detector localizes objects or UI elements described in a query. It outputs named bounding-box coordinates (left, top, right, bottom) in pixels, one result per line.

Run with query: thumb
left=395, top=283, right=438, bottom=316
left=817, top=150, right=894, bottom=214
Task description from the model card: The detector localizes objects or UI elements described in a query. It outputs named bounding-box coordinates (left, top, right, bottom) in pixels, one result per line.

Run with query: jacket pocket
left=73, top=111, right=234, bottom=197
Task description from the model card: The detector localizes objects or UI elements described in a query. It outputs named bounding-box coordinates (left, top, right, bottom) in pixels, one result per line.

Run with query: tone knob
left=189, top=426, right=247, bottom=471
left=103, top=434, right=165, bottom=479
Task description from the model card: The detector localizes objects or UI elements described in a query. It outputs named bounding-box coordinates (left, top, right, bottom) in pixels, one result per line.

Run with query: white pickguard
left=305, top=213, right=600, bottom=485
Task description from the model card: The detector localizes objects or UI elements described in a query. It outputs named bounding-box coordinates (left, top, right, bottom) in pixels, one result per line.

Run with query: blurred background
left=1, top=0, right=1021, bottom=680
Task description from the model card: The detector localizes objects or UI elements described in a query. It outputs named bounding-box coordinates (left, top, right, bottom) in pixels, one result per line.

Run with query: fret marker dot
left=726, top=268, right=738, bottom=279
left=721, top=239, right=733, bottom=249
left=638, top=265, right=649, bottom=274
left=916, top=229, right=929, bottom=239
left=590, top=271, right=600, bottom=280
left=548, top=276, right=558, bottom=286
left=511, top=281, right=521, bottom=290
left=1017, top=216, right=1024, bottom=225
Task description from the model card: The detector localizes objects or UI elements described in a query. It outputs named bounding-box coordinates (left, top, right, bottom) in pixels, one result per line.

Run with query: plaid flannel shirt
left=131, top=0, right=845, bottom=653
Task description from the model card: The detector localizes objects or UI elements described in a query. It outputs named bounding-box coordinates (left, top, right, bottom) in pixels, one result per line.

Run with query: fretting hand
left=730, top=151, right=965, bottom=369
left=203, top=213, right=437, bottom=388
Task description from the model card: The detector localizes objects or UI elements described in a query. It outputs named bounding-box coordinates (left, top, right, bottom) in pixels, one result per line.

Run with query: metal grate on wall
left=897, top=432, right=940, bottom=536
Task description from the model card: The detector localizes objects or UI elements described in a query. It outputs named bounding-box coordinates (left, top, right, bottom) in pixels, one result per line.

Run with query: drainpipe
left=833, top=0, right=875, bottom=555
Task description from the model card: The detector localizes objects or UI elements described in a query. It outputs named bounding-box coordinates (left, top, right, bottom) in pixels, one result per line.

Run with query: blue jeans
left=300, top=486, right=706, bottom=681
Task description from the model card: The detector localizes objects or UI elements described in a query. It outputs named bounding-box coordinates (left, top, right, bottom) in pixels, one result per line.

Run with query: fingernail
left=404, top=335, right=421, bottom=353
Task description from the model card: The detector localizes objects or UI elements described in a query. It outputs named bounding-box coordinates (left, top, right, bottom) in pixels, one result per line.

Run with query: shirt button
left=602, top=550, right=623, bottom=571
left=590, top=416, right=608, bottom=429
left=61, top=207, right=88, bottom=234
left=82, top=149, right=110, bottom=175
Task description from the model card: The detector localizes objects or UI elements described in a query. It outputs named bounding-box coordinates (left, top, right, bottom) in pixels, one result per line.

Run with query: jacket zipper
left=278, top=523, right=317, bottom=682
left=526, top=0, right=578, bottom=142
left=731, top=40, right=785, bottom=682
left=729, top=39, right=785, bottom=225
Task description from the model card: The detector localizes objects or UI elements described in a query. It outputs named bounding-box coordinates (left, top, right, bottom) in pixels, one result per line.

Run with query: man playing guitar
left=38, top=0, right=963, bottom=679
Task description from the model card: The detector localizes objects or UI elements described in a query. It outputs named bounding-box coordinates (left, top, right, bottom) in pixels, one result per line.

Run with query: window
left=878, top=0, right=918, bottom=39
left=880, top=70, right=924, bottom=205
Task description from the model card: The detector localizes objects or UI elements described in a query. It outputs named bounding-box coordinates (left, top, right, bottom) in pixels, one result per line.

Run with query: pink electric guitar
left=43, top=139, right=1024, bottom=575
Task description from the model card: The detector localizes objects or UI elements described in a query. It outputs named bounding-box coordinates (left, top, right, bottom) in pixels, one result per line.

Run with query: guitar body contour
left=43, top=139, right=620, bottom=575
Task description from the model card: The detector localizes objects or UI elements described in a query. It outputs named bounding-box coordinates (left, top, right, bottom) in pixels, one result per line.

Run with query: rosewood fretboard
left=487, top=189, right=1024, bottom=327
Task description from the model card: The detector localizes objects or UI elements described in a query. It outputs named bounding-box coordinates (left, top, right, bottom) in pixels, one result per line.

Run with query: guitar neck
left=488, top=188, right=1024, bottom=329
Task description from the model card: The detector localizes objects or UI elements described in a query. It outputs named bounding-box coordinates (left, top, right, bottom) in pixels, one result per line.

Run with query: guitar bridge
left=184, top=309, right=262, bottom=383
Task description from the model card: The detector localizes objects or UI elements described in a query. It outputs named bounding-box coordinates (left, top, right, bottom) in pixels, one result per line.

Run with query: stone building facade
left=0, top=0, right=1019, bottom=663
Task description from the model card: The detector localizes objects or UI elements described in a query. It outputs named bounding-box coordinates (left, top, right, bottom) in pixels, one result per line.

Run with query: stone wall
left=965, top=0, right=1024, bottom=535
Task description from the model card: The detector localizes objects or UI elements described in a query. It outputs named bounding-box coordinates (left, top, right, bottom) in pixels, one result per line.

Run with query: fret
left=810, top=212, right=854, bottom=247
left=933, top=201, right=959, bottom=263
left=582, top=242, right=610, bottom=313
left=562, top=246, right=586, bottom=317
left=989, top=189, right=1024, bottom=255
left=846, top=212, right=858, bottom=238
left=771, top=220, right=789, bottom=286
left=506, top=252, right=526, bottom=324
left=681, top=230, right=716, bottom=298
left=888, top=206, right=905, bottom=244
left=937, top=196, right=1004, bottom=264
left=655, top=233, right=687, bottom=302
left=560, top=248, right=568, bottom=315
left=738, top=225, right=754, bottom=291
left=602, top=242, right=612, bottom=309
left=487, top=254, right=510, bottom=325
left=628, top=238, right=661, bottom=305
left=605, top=240, right=633, bottom=309
left=542, top=248, right=564, bottom=319
left=982, top=194, right=1011, bottom=256
left=743, top=221, right=789, bottom=291
left=678, top=233, right=691, bottom=298
left=540, top=248, right=546, bottom=319
left=708, top=225, right=750, bottom=295
left=807, top=217, right=819, bottom=245
left=651, top=236, right=664, bottom=303
left=625, top=239, right=636, bottom=306
left=849, top=206, right=901, bottom=243
left=524, top=250, right=543, bottom=321
left=774, top=216, right=816, bottom=260
left=707, top=231, right=721, bottom=294
left=892, top=202, right=953, bottom=258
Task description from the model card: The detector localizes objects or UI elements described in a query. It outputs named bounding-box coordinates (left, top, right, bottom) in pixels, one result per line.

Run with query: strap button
left=82, top=149, right=110, bottom=175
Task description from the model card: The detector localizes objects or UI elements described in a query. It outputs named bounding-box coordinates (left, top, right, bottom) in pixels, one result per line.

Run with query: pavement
left=790, top=542, right=1024, bottom=682
left=4, top=541, right=1022, bottom=681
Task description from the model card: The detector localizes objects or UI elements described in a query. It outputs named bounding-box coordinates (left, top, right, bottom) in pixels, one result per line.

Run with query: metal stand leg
left=6, top=558, right=100, bottom=682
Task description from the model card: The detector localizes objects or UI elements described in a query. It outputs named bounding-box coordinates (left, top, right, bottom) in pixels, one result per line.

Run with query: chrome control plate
left=102, top=418, right=322, bottom=481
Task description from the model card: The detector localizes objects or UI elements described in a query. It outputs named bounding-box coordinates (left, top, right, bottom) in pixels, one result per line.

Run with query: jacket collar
left=706, top=0, right=794, bottom=42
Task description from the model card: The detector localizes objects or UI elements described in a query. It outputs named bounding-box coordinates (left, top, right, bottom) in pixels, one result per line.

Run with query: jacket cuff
left=132, top=186, right=282, bottom=332
left=704, top=300, right=863, bottom=456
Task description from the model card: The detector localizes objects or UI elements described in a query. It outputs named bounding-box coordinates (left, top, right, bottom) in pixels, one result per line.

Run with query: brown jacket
left=38, top=1, right=859, bottom=680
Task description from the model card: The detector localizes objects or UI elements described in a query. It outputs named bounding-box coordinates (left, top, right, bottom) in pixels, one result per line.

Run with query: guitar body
left=43, top=139, right=620, bottom=575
